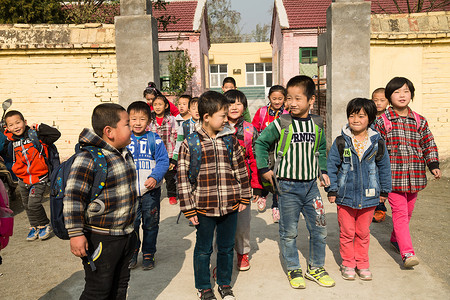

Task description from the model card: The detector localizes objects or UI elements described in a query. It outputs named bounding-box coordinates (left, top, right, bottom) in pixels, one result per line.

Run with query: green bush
left=0, top=0, right=64, bottom=24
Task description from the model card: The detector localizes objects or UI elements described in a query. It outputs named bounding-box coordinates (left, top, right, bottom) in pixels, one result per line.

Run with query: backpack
left=262, top=114, right=324, bottom=194
left=186, top=132, right=234, bottom=186
left=50, top=145, right=107, bottom=240
left=335, top=135, right=385, bottom=165
left=0, top=180, right=13, bottom=250
left=258, top=105, right=289, bottom=131
left=28, top=128, right=61, bottom=175
left=380, top=111, right=421, bottom=134
left=182, top=120, right=191, bottom=139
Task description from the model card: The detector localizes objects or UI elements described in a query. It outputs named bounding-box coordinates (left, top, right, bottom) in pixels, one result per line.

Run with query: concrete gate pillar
left=325, top=0, right=371, bottom=147
left=115, top=0, right=160, bottom=108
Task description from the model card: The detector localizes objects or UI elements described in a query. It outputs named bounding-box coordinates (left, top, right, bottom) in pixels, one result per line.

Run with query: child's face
left=348, top=108, right=369, bottom=135
left=390, top=83, right=412, bottom=110
left=153, top=98, right=167, bottom=117
left=227, top=100, right=245, bottom=123
left=178, top=97, right=189, bottom=115
left=269, top=91, right=285, bottom=111
left=222, top=83, right=236, bottom=93
left=145, top=94, right=156, bottom=105
left=6, top=115, right=26, bottom=136
left=372, top=92, right=389, bottom=114
left=204, top=107, right=228, bottom=134
left=129, top=109, right=150, bottom=136
left=286, top=86, right=314, bottom=118
left=110, top=111, right=131, bottom=149
left=189, top=102, right=200, bottom=121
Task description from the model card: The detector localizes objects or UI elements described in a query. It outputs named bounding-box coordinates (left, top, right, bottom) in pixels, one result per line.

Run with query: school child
left=143, top=82, right=180, bottom=117
left=127, top=101, right=169, bottom=270
left=4, top=111, right=61, bottom=241
left=222, top=77, right=251, bottom=123
left=326, top=98, right=392, bottom=281
left=177, top=91, right=251, bottom=300
left=173, top=97, right=200, bottom=162
left=255, top=75, right=335, bottom=289
left=175, top=94, right=192, bottom=129
left=252, top=85, right=289, bottom=222
left=63, top=103, right=137, bottom=299
left=224, top=89, right=263, bottom=271
left=148, top=94, right=178, bottom=205
left=375, top=77, right=441, bottom=268
left=371, top=87, right=390, bottom=222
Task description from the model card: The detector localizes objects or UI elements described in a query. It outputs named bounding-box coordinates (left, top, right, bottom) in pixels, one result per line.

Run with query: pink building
left=153, top=0, right=209, bottom=97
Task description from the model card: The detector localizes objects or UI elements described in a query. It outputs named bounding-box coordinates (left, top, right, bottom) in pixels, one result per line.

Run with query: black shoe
left=217, top=285, right=235, bottom=300
left=142, top=253, right=155, bottom=270
left=198, top=288, right=217, bottom=300
left=128, top=250, right=138, bottom=269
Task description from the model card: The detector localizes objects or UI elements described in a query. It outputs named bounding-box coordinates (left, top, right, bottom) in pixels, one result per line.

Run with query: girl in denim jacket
left=326, top=98, right=392, bottom=281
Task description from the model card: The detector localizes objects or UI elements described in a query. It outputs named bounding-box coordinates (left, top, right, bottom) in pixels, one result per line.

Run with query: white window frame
left=209, top=64, right=228, bottom=88
left=246, top=63, right=272, bottom=87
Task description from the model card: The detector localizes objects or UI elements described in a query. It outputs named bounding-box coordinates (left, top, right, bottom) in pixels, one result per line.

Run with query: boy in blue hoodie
left=127, top=101, right=169, bottom=270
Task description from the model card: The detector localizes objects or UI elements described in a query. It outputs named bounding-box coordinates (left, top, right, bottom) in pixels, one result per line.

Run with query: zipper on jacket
left=21, top=140, right=33, bottom=184
left=212, top=137, right=223, bottom=216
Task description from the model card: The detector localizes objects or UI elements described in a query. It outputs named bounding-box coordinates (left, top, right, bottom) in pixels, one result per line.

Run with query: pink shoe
left=272, top=207, right=280, bottom=223
left=257, top=196, right=266, bottom=212
left=356, top=268, right=372, bottom=281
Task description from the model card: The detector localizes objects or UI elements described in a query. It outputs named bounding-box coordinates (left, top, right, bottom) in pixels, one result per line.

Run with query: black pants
left=164, top=169, right=177, bottom=198
left=80, top=232, right=136, bottom=300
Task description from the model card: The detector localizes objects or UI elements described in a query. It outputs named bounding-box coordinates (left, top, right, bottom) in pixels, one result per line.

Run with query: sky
left=229, top=0, right=274, bottom=34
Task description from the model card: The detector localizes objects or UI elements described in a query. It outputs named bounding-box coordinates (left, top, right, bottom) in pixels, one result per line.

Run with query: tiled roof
left=281, top=0, right=450, bottom=29
left=153, top=1, right=198, bottom=32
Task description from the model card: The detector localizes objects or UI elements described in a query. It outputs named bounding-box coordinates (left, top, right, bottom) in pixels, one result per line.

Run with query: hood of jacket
left=78, top=128, right=124, bottom=154
left=4, top=125, right=31, bottom=141
left=341, top=124, right=380, bottom=146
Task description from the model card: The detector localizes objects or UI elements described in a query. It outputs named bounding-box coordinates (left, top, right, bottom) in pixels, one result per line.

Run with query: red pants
left=337, top=205, right=376, bottom=269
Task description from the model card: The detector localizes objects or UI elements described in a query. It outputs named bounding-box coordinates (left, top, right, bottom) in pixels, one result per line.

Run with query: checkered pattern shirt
left=148, top=115, right=178, bottom=159
left=177, top=127, right=252, bottom=218
left=375, top=107, right=439, bottom=193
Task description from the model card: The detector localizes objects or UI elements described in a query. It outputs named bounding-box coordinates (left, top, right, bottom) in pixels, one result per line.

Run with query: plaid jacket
left=63, top=129, right=137, bottom=238
left=148, top=115, right=178, bottom=159
left=375, top=107, right=439, bottom=193
left=177, top=126, right=252, bottom=218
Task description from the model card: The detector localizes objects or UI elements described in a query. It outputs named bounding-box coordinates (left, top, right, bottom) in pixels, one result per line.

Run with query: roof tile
left=153, top=1, right=198, bottom=32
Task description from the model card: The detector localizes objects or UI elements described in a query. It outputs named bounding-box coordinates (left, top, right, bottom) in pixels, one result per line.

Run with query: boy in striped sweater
left=255, top=75, right=335, bottom=289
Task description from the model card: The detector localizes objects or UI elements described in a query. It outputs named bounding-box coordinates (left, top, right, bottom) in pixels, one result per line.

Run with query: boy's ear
left=103, top=125, right=114, bottom=140
left=203, top=113, right=210, bottom=123
left=308, top=95, right=316, bottom=105
left=24, top=119, right=27, bottom=126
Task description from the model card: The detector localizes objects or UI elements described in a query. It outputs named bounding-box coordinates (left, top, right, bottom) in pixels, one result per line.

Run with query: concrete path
left=1, top=188, right=449, bottom=300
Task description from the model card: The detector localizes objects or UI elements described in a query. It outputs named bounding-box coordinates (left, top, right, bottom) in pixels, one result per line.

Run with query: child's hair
left=222, top=77, right=236, bottom=88
left=198, top=91, right=229, bottom=121
left=178, top=94, right=192, bottom=104
left=92, top=103, right=126, bottom=137
left=346, top=98, right=377, bottom=125
left=189, top=97, right=199, bottom=109
left=153, top=94, right=171, bottom=117
left=371, top=87, right=385, bottom=98
left=385, top=77, right=415, bottom=103
left=127, top=101, right=151, bottom=120
left=286, top=75, right=316, bottom=100
left=268, top=85, right=287, bottom=98
left=224, top=89, right=248, bottom=109
left=143, top=82, right=162, bottom=98
left=4, top=110, right=24, bottom=122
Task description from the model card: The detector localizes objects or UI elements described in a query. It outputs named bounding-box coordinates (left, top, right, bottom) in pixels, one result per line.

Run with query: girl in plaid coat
left=375, top=77, right=441, bottom=268
left=148, top=94, right=178, bottom=205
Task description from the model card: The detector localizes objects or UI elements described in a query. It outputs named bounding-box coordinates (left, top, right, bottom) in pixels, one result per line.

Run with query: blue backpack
left=186, top=132, right=234, bottom=185
left=50, top=145, right=107, bottom=240
left=28, top=129, right=60, bottom=175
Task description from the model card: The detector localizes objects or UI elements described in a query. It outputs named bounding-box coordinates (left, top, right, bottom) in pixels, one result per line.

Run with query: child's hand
left=262, top=170, right=274, bottom=186
left=252, top=195, right=260, bottom=203
left=432, top=169, right=442, bottom=179
left=144, top=177, right=157, bottom=190
left=238, top=203, right=247, bottom=212
left=168, top=163, right=175, bottom=171
left=31, top=123, right=39, bottom=131
left=380, top=196, right=387, bottom=203
left=70, top=235, right=88, bottom=257
left=320, top=174, right=330, bottom=187
left=189, top=215, right=199, bottom=226
left=327, top=196, right=336, bottom=203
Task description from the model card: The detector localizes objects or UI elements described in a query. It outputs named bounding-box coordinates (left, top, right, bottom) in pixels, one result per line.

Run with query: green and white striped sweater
left=255, top=115, right=327, bottom=181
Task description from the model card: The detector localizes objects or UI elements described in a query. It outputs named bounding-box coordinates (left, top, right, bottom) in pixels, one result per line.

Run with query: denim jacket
left=326, top=125, right=392, bottom=209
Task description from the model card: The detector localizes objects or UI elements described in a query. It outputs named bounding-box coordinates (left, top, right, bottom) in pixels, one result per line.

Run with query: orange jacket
left=5, top=124, right=60, bottom=185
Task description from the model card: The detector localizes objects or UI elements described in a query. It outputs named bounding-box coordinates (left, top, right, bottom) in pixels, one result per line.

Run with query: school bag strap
left=242, top=121, right=254, bottom=151
left=28, top=128, right=61, bottom=174
left=310, top=114, right=324, bottom=153
left=381, top=111, right=421, bottom=134
left=186, top=132, right=234, bottom=186
left=336, top=135, right=385, bottom=163
left=182, top=120, right=190, bottom=139
left=146, top=131, right=156, bottom=160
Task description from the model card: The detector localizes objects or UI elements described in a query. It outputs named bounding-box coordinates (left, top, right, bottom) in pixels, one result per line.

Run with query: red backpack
left=0, top=180, right=14, bottom=250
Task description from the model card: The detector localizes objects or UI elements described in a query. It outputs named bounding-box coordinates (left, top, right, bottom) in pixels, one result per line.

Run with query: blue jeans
left=194, top=211, right=238, bottom=290
left=133, top=187, right=161, bottom=255
left=278, top=179, right=327, bottom=271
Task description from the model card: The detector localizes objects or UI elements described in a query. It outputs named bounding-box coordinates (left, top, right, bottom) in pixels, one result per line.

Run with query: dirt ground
left=0, top=163, right=449, bottom=299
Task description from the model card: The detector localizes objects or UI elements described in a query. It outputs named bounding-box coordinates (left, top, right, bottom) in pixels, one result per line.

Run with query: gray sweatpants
left=234, top=203, right=251, bottom=255
left=18, top=180, right=49, bottom=227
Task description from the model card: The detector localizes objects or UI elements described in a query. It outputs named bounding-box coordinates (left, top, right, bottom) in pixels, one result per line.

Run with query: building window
left=300, top=48, right=318, bottom=64
left=210, top=64, right=227, bottom=87
left=246, top=63, right=272, bottom=87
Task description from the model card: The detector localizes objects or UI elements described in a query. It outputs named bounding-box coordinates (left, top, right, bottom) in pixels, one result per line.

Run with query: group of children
left=1, top=74, right=440, bottom=300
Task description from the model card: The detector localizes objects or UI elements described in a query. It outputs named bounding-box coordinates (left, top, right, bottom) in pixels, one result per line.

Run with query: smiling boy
left=255, top=75, right=335, bottom=289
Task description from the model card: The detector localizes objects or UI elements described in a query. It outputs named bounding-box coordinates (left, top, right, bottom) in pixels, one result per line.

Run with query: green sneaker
left=288, top=269, right=306, bottom=289
left=305, top=266, right=335, bottom=287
